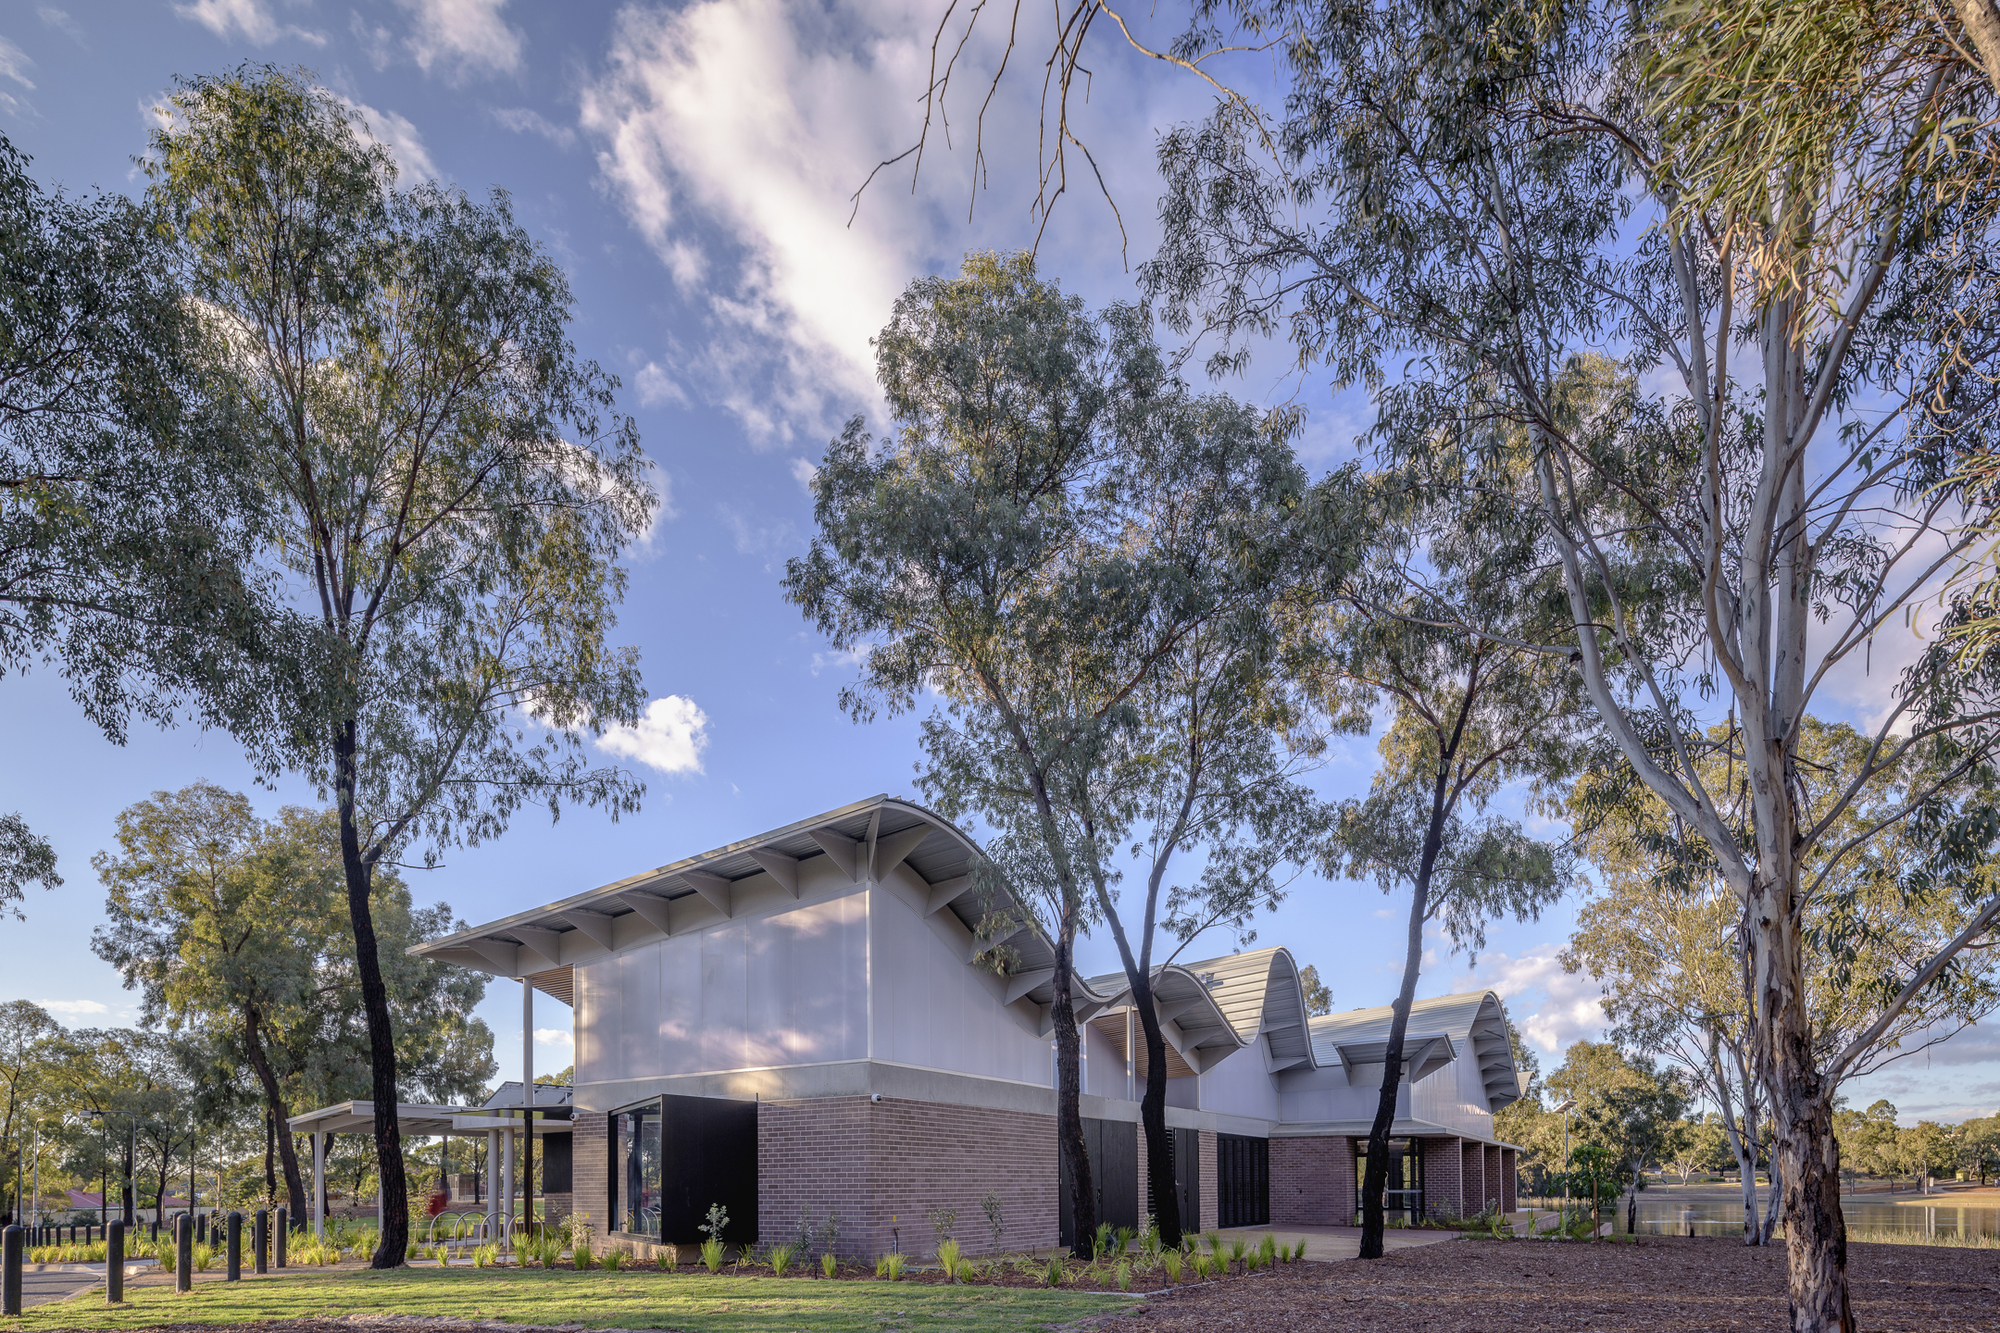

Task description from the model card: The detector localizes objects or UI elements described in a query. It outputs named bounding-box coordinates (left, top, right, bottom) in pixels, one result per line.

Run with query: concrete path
left=16, top=1261, right=154, bottom=1309
left=1214, top=1225, right=1460, bottom=1262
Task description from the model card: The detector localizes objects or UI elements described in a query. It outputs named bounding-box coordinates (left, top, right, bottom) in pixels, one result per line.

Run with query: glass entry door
left=1355, top=1138, right=1424, bottom=1223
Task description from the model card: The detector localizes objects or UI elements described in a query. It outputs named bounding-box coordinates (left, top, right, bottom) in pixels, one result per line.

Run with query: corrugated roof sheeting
left=1309, top=991, right=1523, bottom=1111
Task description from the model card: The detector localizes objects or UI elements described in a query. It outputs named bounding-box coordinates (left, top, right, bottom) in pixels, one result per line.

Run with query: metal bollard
left=3, top=1224, right=22, bottom=1316
left=108, top=1220, right=125, bottom=1304
left=226, top=1211, right=242, bottom=1281
left=275, top=1208, right=287, bottom=1268
left=254, top=1209, right=268, bottom=1274
left=175, top=1213, right=192, bottom=1293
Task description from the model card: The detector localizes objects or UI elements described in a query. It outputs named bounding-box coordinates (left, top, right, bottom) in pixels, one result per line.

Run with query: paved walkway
left=16, top=1261, right=156, bottom=1309
left=1215, top=1225, right=1461, bottom=1261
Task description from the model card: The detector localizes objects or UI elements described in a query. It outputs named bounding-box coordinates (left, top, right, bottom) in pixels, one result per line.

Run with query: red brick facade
left=1269, top=1135, right=1355, bottom=1226
left=758, top=1096, right=1058, bottom=1260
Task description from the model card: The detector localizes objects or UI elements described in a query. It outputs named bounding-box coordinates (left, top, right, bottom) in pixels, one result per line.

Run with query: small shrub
left=1116, top=1260, right=1131, bottom=1291
left=878, top=1251, right=906, bottom=1280
left=1227, top=1237, right=1248, bottom=1267
left=1092, top=1221, right=1113, bottom=1260
left=1114, top=1226, right=1135, bottom=1259
left=1258, top=1233, right=1278, bottom=1266
left=981, top=1191, right=1005, bottom=1252
left=193, top=1243, right=214, bottom=1273
left=1292, top=1238, right=1308, bottom=1262
left=767, top=1243, right=795, bottom=1277
left=699, top=1203, right=730, bottom=1246
left=1204, top=1230, right=1223, bottom=1255
left=928, top=1206, right=957, bottom=1253
left=935, top=1238, right=962, bottom=1279
left=1191, top=1252, right=1213, bottom=1280
left=601, top=1247, right=626, bottom=1272
left=1042, top=1255, right=1065, bottom=1288
left=700, top=1238, right=725, bottom=1273
left=1244, top=1249, right=1263, bottom=1272
left=821, top=1251, right=838, bottom=1278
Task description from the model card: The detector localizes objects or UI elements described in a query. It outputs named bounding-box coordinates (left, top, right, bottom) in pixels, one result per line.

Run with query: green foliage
left=146, top=65, right=655, bottom=1264
left=935, top=1238, right=961, bottom=1278
left=1291, top=1238, right=1307, bottom=1262
left=767, top=1243, right=794, bottom=1277
left=929, top=1207, right=956, bottom=1250
left=980, top=1191, right=1004, bottom=1252
left=700, top=1238, right=726, bottom=1273
left=1115, top=1260, right=1131, bottom=1291
left=877, top=1251, right=906, bottom=1281
left=1041, top=1254, right=1065, bottom=1287
left=821, top=1251, right=839, bottom=1278
left=700, top=1204, right=730, bottom=1243
left=1091, top=1222, right=1112, bottom=1261
left=1161, top=1249, right=1183, bottom=1282
left=1257, top=1233, right=1277, bottom=1267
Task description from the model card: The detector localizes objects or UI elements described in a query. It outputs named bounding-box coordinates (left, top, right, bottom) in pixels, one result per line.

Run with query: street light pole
left=1552, top=1099, right=1577, bottom=1220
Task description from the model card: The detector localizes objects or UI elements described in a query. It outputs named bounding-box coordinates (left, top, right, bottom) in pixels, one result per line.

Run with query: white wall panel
left=575, top=890, right=868, bottom=1080
left=867, top=884, right=1053, bottom=1085
left=1196, top=1047, right=1281, bottom=1120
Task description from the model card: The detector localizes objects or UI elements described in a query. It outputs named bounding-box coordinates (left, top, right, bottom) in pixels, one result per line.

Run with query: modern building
left=411, top=795, right=1525, bottom=1259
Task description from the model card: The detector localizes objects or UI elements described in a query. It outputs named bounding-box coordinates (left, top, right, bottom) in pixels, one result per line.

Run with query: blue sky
left=0, top=0, right=1992, bottom=1126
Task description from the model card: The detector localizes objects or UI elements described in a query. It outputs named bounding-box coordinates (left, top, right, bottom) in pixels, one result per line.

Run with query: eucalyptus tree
left=1565, top=717, right=2000, bottom=1242
left=788, top=250, right=1192, bottom=1254
left=1302, top=461, right=1580, bottom=1257
left=1041, top=386, right=1327, bottom=1246
left=146, top=68, right=652, bottom=1264
left=1123, top=0, right=2000, bottom=1319
left=0, top=135, right=288, bottom=922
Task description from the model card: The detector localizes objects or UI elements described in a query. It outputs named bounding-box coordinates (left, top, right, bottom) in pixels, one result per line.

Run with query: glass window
left=1355, top=1138, right=1425, bottom=1222
left=612, top=1101, right=661, bottom=1237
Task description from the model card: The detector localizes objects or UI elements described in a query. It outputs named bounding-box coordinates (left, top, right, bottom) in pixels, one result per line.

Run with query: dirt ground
left=1108, top=1236, right=2000, bottom=1332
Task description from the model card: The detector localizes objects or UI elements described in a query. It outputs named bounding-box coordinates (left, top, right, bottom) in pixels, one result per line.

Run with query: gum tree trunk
left=1051, top=922, right=1096, bottom=1258
left=335, top=719, right=407, bottom=1269
left=241, top=1004, right=308, bottom=1221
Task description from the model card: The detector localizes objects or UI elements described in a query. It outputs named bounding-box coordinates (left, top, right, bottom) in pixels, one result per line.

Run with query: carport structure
left=286, top=1092, right=569, bottom=1244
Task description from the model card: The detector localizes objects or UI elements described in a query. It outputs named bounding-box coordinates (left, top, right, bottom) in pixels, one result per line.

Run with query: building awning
left=286, top=1100, right=565, bottom=1137
left=1332, top=1032, right=1456, bottom=1085
left=1270, top=1117, right=1523, bottom=1150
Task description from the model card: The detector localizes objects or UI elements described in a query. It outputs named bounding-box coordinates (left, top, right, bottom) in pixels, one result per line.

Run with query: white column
left=523, top=978, right=534, bottom=1094
left=1125, top=1008, right=1135, bottom=1102
left=501, top=1124, right=515, bottom=1249
left=485, top=1130, right=499, bottom=1237
left=312, top=1133, right=325, bottom=1242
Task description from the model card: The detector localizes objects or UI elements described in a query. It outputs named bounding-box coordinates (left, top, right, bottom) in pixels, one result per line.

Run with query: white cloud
left=174, top=0, right=324, bottom=46
left=575, top=0, right=988, bottom=447
left=810, top=643, right=871, bottom=676
left=40, top=998, right=108, bottom=1017
left=398, top=0, right=524, bottom=80
left=634, top=360, right=688, bottom=409
left=491, top=106, right=576, bottom=149
left=533, top=1027, right=574, bottom=1048
left=0, top=36, right=37, bottom=90
left=717, top=503, right=797, bottom=561
left=38, top=8, right=85, bottom=42
left=338, top=98, right=440, bottom=184
left=597, top=694, right=709, bottom=774
left=789, top=456, right=817, bottom=493
left=1446, top=944, right=1611, bottom=1059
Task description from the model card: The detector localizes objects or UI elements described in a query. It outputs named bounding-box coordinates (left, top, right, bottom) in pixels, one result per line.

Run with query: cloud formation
left=1445, top=944, right=1611, bottom=1058
left=339, top=97, right=440, bottom=183
left=397, top=0, right=523, bottom=80
left=597, top=694, right=709, bottom=774
left=40, top=998, right=109, bottom=1017
left=175, top=0, right=324, bottom=46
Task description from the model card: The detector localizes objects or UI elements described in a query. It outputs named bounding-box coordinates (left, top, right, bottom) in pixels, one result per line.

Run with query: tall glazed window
left=611, top=1101, right=662, bottom=1237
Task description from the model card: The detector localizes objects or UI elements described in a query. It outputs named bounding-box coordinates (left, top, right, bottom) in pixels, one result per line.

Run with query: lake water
left=1524, top=1193, right=2000, bottom=1240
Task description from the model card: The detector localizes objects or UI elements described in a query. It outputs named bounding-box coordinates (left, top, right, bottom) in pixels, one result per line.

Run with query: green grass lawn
left=1, top=1265, right=1135, bottom=1332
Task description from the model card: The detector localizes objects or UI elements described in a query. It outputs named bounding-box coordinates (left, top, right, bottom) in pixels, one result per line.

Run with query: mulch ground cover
left=1102, top=1236, right=2000, bottom=1332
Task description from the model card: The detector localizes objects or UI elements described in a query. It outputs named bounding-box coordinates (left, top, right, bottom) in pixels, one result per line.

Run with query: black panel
left=1216, top=1133, right=1269, bottom=1228
left=1058, top=1118, right=1140, bottom=1247
left=1171, top=1127, right=1199, bottom=1233
left=542, top=1133, right=572, bottom=1194
left=658, top=1095, right=759, bottom=1246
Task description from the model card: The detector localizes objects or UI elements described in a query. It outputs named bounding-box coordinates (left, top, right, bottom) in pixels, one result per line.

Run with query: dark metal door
left=1216, top=1133, right=1269, bottom=1228
left=1058, top=1118, right=1139, bottom=1246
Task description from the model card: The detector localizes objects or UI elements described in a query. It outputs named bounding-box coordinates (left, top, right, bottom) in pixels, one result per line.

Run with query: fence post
left=3, top=1223, right=22, bottom=1316
left=275, top=1208, right=287, bottom=1268
left=175, top=1213, right=192, bottom=1293
left=107, top=1219, right=125, bottom=1304
left=226, top=1211, right=242, bottom=1281
left=254, top=1209, right=268, bottom=1274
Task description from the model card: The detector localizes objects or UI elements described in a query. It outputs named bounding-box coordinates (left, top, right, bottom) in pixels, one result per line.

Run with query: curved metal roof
left=1080, top=946, right=1321, bottom=1075
left=411, top=794, right=1075, bottom=1007
left=1308, top=991, right=1524, bottom=1111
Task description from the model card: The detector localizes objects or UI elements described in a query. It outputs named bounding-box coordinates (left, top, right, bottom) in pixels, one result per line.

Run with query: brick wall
left=758, top=1096, right=1058, bottom=1260
left=1420, top=1137, right=1462, bottom=1219
left=1500, top=1148, right=1517, bottom=1212
left=1270, top=1136, right=1352, bottom=1226
left=1196, top=1131, right=1218, bottom=1232
left=570, top=1110, right=609, bottom=1245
